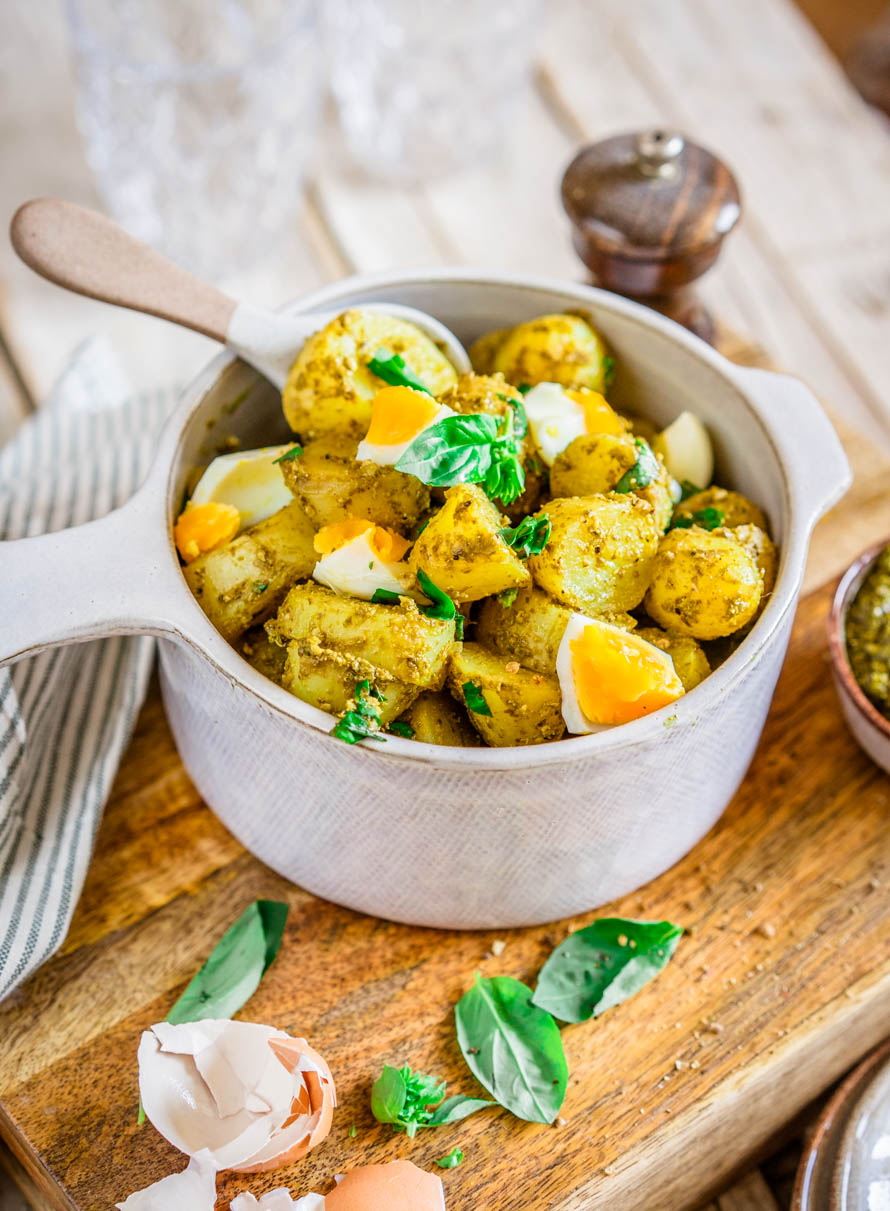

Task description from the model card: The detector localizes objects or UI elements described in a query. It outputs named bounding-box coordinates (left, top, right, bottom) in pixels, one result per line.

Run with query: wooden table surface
left=2, top=2, right=890, bottom=1209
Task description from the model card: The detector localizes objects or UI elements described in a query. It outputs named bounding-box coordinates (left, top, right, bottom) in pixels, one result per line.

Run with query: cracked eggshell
left=115, top=1150, right=217, bottom=1211
left=325, top=1160, right=446, bottom=1211
left=230, top=1190, right=326, bottom=1211
left=138, top=1020, right=336, bottom=1175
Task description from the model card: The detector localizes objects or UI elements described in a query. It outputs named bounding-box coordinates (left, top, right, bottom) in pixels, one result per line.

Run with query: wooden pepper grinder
left=561, top=130, right=741, bottom=344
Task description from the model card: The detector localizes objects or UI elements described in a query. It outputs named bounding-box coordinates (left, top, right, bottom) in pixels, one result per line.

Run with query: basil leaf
left=370, top=1064, right=407, bottom=1125
left=389, top=720, right=415, bottom=739
left=670, top=506, right=724, bottom=532
left=462, top=681, right=491, bottom=716
left=532, top=918, right=683, bottom=1024
left=614, top=439, right=660, bottom=493
left=679, top=479, right=701, bottom=501
left=455, top=974, right=567, bottom=1124
left=332, top=679, right=387, bottom=745
left=396, top=414, right=500, bottom=485
left=166, top=900, right=288, bottom=1025
left=427, top=1095, right=494, bottom=1126
left=436, top=1148, right=465, bottom=1169
left=273, top=444, right=303, bottom=464
left=368, top=348, right=432, bottom=394
left=371, top=588, right=402, bottom=605
left=500, top=514, right=551, bottom=559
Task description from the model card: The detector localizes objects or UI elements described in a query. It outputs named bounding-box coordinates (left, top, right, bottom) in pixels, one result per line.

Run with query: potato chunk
left=268, top=583, right=454, bottom=688
left=468, top=327, right=510, bottom=374
left=282, top=309, right=458, bottom=439
left=493, top=313, right=610, bottom=393
left=399, top=691, right=479, bottom=746
left=635, top=627, right=711, bottom=692
left=281, top=435, right=429, bottom=530
left=281, top=645, right=418, bottom=723
left=239, top=626, right=288, bottom=684
left=673, top=486, right=767, bottom=532
left=447, top=642, right=565, bottom=747
left=183, top=502, right=316, bottom=642
left=644, top=527, right=763, bottom=640
left=476, top=585, right=635, bottom=676
left=528, top=494, right=661, bottom=614
left=550, top=433, right=638, bottom=498
left=727, top=523, right=778, bottom=597
left=409, top=484, right=531, bottom=603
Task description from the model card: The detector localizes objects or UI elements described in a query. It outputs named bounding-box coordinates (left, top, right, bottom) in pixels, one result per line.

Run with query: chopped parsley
left=463, top=681, right=492, bottom=716
left=436, top=1148, right=465, bottom=1169
left=371, top=588, right=402, bottom=605
left=671, top=506, right=725, bottom=532
left=679, top=479, right=701, bottom=501
left=273, top=444, right=303, bottom=463
left=498, top=588, right=519, bottom=609
left=603, top=355, right=616, bottom=387
left=614, top=439, right=660, bottom=493
left=331, top=680, right=386, bottom=745
left=253, top=582, right=269, bottom=593
left=367, top=348, right=432, bottom=395
left=389, top=720, right=415, bottom=739
left=500, top=513, right=551, bottom=559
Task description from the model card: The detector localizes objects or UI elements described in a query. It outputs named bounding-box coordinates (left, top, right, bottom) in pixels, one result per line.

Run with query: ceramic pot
left=0, top=272, right=851, bottom=928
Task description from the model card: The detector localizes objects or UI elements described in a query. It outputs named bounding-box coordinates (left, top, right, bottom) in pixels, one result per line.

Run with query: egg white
left=312, top=531, right=416, bottom=601
left=653, top=410, right=714, bottom=488
left=356, top=402, right=457, bottom=466
left=190, top=446, right=293, bottom=530
left=557, top=613, right=627, bottom=735
left=522, top=383, right=587, bottom=467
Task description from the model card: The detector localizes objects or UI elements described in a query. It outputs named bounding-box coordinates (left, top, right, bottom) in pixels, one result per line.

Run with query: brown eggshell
left=326, top=1160, right=446, bottom=1211
left=233, top=1038, right=337, bottom=1174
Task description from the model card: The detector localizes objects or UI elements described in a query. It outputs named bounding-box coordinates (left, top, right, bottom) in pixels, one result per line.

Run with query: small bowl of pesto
left=829, top=539, right=890, bottom=773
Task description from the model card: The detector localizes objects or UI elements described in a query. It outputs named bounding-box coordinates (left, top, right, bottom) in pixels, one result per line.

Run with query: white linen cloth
left=0, top=338, right=177, bottom=1001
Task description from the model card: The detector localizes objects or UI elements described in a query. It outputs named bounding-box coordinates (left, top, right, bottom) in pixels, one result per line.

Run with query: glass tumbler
left=324, top=0, right=544, bottom=183
left=66, top=0, right=323, bottom=278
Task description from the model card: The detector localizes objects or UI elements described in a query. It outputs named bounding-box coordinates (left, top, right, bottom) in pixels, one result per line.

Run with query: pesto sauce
left=846, top=545, right=890, bottom=717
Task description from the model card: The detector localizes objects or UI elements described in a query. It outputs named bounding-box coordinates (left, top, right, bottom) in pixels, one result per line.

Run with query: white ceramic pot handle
left=0, top=487, right=186, bottom=669
left=733, top=366, right=852, bottom=522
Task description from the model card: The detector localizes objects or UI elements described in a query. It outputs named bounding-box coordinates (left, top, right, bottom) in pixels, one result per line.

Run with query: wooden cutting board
left=1, top=335, right=889, bottom=1211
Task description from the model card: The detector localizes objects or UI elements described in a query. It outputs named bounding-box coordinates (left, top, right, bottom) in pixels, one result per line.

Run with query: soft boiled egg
left=556, top=615, right=685, bottom=733
left=522, top=383, right=624, bottom=466
left=356, top=385, right=456, bottom=466
left=190, top=446, right=295, bottom=530
left=312, top=518, right=415, bottom=600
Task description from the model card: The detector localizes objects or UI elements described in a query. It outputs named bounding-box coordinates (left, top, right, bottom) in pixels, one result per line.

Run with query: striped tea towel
left=0, top=338, right=178, bottom=1002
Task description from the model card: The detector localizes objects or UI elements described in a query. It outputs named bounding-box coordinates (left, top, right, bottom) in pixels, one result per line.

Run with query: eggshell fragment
left=230, top=1190, right=325, bottom=1211
left=115, top=1150, right=217, bottom=1210
left=138, top=1020, right=336, bottom=1175
left=325, top=1160, right=446, bottom=1211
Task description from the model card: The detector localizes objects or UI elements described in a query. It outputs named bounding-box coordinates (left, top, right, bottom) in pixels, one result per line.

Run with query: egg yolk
left=570, top=623, right=684, bottom=726
left=314, top=517, right=411, bottom=563
left=174, top=501, right=240, bottom=563
left=363, top=385, right=440, bottom=446
left=566, top=389, right=625, bottom=437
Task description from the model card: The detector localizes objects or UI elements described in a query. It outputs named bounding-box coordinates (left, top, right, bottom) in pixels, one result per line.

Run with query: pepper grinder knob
left=561, top=129, right=741, bottom=344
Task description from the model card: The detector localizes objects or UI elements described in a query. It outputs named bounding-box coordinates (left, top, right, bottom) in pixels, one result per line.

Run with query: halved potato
left=281, top=645, right=418, bottom=723
left=634, top=627, right=711, bottom=692
left=644, top=527, right=763, bottom=640
left=399, top=690, right=479, bottom=746
left=183, top=502, right=316, bottom=642
left=447, top=642, right=565, bottom=747
left=476, top=584, right=635, bottom=676
left=268, top=583, right=454, bottom=688
left=492, top=313, right=609, bottom=393
left=282, top=435, right=429, bottom=530
left=528, top=494, right=661, bottom=615
left=282, top=309, right=458, bottom=439
left=409, top=484, right=531, bottom=603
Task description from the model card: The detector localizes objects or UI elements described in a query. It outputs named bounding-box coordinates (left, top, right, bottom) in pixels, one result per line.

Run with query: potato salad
left=174, top=310, right=777, bottom=748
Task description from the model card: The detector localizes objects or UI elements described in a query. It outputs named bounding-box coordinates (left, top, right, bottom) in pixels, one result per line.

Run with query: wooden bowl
left=827, top=540, right=890, bottom=773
